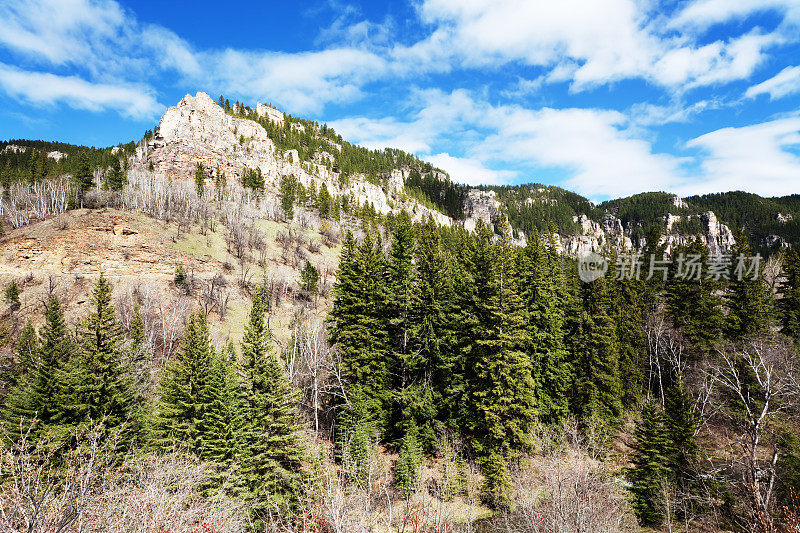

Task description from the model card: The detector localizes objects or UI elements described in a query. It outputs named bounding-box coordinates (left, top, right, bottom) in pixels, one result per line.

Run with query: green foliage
left=395, top=425, right=424, bottom=498
left=4, top=280, right=20, bottom=310
left=465, top=220, right=536, bottom=509
left=3, top=295, right=73, bottom=442
left=686, top=191, right=800, bottom=251
left=239, top=288, right=306, bottom=516
left=664, top=374, right=698, bottom=489
left=280, top=175, right=297, bottom=220
left=573, top=274, right=623, bottom=427
left=241, top=167, right=264, bottom=192
left=329, top=230, right=391, bottom=435
left=174, top=262, right=187, bottom=288
left=628, top=400, right=671, bottom=526
left=725, top=231, right=773, bottom=339
left=300, top=261, right=319, bottom=299
left=194, top=163, right=205, bottom=196
left=519, top=233, right=571, bottom=424
left=782, top=248, right=800, bottom=343
left=665, top=240, right=724, bottom=351
left=59, top=274, right=136, bottom=441
left=105, top=157, right=126, bottom=191
left=150, top=312, right=218, bottom=453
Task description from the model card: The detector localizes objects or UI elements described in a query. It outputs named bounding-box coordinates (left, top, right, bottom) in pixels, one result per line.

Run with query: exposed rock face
left=133, top=92, right=452, bottom=226
left=256, top=103, right=284, bottom=125
left=671, top=196, right=689, bottom=209
left=463, top=190, right=503, bottom=233
left=47, top=151, right=66, bottom=161
left=778, top=213, right=794, bottom=223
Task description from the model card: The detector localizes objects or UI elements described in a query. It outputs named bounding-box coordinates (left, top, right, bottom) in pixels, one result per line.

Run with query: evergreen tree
left=629, top=400, right=671, bottom=526
left=329, top=230, right=391, bottom=435
left=414, top=217, right=460, bottom=443
left=3, top=295, right=73, bottom=441
left=59, top=274, right=136, bottom=439
left=151, top=312, right=217, bottom=454
left=665, top=240, right=724, bottom=351
left=574, top=273, right=623, bottom=426
left=239, top=288, right=306, bottom=516
left=280, top=175, right=296, bottom=220
left=395, top=424, right=424, bottom=498
left=519, top=232, right=570, bottom=424
left=385, top=211, right=421, bottom=440
left=781, top=248, right=800, bottom=343
left=5, top=280, right=20, bottom=311
left=466, top=220, right=536, bottom=508
left=106, top=158, right=125, bottom=191
left=725, top=232, right=773, bottom=338
left=663, top=373, right=698, bottom=489
left=300, top=261, right=319, bottom=299
left=72, top=153, right=93, bottom=194
left=195, top=163, right=205, bottom=196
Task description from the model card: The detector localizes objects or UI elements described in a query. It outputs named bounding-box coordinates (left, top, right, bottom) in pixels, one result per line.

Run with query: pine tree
left=414, top=217, right=460, bottom=443
left=725, top=233, right=773, bottom=338
left=466, top=220, right=536, bottom=509
left=0, top=322, right=37, bottom=390
left=574, top=273, right=623, bottom=427
left=5, top=280, right=20, bottom=311
left=329, top=230, right=391, bottom=435
left=385, top=211, right=421, bottom=440
left=151, top=311, right=217, bottom=454
left=665, top=240, right=724, bottom=351
left=629, top=400, right=671, bottom=526
left=781, top=248, right=800, bottom=343
left=106, top=158, right=125, bottom=191
left=73, top=153, right=93, bottom=194
left=395, top=424, right=424, bottom=498
left=239, top=288, right=306, bottom=517
left=59, top=274, right=136, bottom=439
left=3, top=295, right=73, bottom=441
left=663, top=373, right=698, bottom=489
left=519, top=232, right=570, bottom=424
left=194, top=163, right=205, bottom=196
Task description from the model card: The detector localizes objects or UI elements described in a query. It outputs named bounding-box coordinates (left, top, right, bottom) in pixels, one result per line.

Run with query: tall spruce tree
left=780, top=248, right=800, bottom=343
left=414, top=217, right=459, bottom=442
left=629, top=400, right=671, bottom=526
left=466, top=220, right=536, bottom=509
left=574, top=273, right=623, bottom=426
left=665, top=240, right=724, bottom=351
left=329, top=230, right=391, bottom=435
left=519, top=232, right=570, bottom=424
left=58, top=274, right=136, bottom=439
left=3, top=295, right=73, bottom=441
left=663, top=373, right=698, bottom=489
left=725, top=232, right=773, bottom=339
left=151, top=311, right=218, bottom=454
left=239, top=288, right=306, bottom=516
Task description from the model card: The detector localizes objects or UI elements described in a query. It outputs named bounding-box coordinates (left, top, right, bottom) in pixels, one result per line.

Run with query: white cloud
left=746, top=65, right=800, bottom=100
left=424, top=153, right=516, bottom=186
left=682, top=117, right=800, bottom=197
left=407, top=0, right=792, bottom=93
left=0, top=62, right=161, bottom=119
left=671, top=0, right=800, bottom=30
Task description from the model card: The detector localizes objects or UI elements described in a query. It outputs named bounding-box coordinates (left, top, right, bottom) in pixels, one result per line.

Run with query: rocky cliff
left=132, top=92, right=737, bottom=255
left=133, top=93, right=451, bottom=226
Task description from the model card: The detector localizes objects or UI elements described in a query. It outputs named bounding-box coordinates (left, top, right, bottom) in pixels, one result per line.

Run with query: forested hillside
left=1, top=96, right=800, bottom=532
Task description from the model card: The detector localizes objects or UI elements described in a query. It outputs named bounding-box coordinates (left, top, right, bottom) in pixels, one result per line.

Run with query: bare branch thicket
left=645, top=312, right=687, bottom=406
left=0, top=421, right=247, bottom=533
left=0, top=178, right=71, bottom=229
left=712, top=338, right=800, bottom=531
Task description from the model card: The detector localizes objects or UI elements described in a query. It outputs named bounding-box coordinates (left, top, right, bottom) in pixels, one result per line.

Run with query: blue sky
left=1, top=0, right=799, bottom=200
